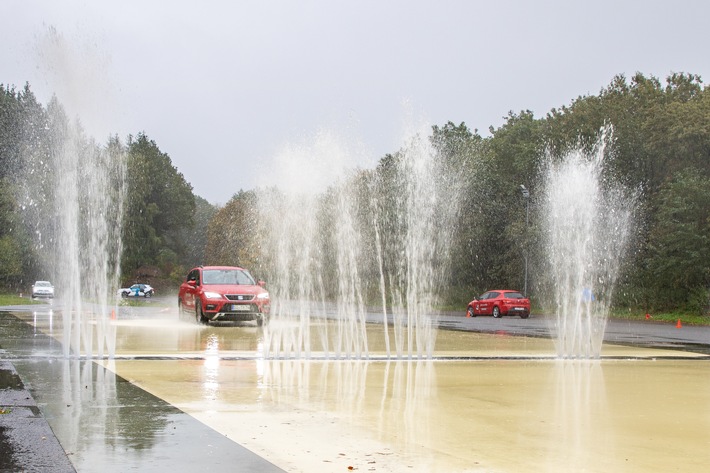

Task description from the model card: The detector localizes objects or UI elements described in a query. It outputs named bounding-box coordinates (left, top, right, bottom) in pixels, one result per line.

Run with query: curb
left=0, top=360, right=76, bottom=472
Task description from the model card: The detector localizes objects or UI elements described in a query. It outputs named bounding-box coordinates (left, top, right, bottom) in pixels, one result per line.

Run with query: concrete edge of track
left=0, top=359, right=77, bottom=472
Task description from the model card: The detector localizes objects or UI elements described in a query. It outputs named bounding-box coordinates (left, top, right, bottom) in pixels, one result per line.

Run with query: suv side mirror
left=187, top=280, right=197, bottom=287
left=257, top=280, right=266, bottom=287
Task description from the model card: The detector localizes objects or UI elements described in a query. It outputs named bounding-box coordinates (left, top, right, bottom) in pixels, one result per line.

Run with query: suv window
left=202, top=269, right=255, bottom=285
left=187, top=269, right=199, bottom=284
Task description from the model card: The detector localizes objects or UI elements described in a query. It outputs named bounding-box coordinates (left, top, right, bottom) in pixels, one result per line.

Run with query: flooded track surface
left=1, top=301, right=710, bottom=472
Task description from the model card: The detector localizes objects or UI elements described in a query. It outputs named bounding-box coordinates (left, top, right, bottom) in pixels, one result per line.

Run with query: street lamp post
left=519, top=185, right=530, bottom=297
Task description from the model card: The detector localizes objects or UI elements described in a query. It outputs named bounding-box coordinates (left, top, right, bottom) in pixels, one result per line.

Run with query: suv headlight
left=203, top=291, right=223, bottom=299
left=256, top=292, right=270, bottom=300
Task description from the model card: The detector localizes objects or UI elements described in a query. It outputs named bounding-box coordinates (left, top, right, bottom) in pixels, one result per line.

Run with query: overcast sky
left=3, top=1, right=709, bottom=204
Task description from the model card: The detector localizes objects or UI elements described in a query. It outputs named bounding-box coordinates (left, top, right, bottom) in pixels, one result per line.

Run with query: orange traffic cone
left=645, top=313, right=650, bottom=320
left=111, top=309, right=116, bottom=321
left=676, top=319, right=682, bottom=328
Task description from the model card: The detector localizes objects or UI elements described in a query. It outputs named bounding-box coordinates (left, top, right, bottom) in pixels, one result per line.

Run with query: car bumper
left=209, top=312, right=264, bottom=322
left=32, top=292, right=54, bottom=298
left=205, top=302, right=269, bottom=322
left=505, top=307, right=529, bottom=315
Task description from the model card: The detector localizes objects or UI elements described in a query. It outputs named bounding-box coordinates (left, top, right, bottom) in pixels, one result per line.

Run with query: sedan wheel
left=492, top=306, right=501, bottom=318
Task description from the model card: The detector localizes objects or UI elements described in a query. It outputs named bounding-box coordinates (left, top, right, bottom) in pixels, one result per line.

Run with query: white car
left=118, top=284, right=155, bottom=298
left=32, top=281, right=54, bottom=299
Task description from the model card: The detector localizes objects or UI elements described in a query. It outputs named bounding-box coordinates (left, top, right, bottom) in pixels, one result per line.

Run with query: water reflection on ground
left=4, top=308, right=710, bottom=472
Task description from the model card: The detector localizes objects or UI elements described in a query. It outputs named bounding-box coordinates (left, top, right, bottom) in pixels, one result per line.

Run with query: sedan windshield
left=202, top=269, right=255, bottom=285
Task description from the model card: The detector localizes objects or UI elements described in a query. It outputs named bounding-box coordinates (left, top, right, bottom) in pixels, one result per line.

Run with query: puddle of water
left=96, top=356, right=710, bottom=473
left=6, top=309, right=710, bottom=472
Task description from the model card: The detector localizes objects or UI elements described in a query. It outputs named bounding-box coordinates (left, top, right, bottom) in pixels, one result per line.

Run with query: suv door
left=182, top=269, right=201, bottom=310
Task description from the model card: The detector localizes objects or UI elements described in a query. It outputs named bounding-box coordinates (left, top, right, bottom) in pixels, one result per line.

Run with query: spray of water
left=17, top=28, right=129, bottom=359
left=258, top=128, right=460, bottom=359
left=543, top=127, right=634, bottom=358
left=20, top=113, right=126, bottom=358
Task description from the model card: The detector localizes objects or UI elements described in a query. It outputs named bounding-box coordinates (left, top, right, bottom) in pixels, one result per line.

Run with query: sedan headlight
left=256, top=292, right=270, bottom=300
left=203, top=291, right=223, bottom=299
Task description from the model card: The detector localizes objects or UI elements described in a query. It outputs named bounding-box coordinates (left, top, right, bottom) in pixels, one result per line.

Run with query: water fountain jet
left=19, top=109, right=126, bottom=359
left=543, top=127, right=635, bottom=358
left=258, top=128, right=461, bottom=360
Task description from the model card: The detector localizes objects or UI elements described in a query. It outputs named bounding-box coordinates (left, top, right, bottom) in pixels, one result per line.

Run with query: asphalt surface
left=1, top=302, right=709, bottom=472
left=436, top=311, right=710, bottom=355
left=0, top=360, right=76, bottom=472
left=0, top=306, right=285, bottom=473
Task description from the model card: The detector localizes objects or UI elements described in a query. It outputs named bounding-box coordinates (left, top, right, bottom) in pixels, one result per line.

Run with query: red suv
left=178, top=266, right=270, bottom=325
left=467, top=290, right=530, bottom=319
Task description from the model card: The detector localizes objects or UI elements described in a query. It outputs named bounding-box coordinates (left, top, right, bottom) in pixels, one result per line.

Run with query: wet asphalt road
left=27, top=295, right=710, bottom=353
left=0, top=360, right=75, bottom=472
left=0, top=306, right=285, bottom=473
left=436, top=311, right=710, bottom=354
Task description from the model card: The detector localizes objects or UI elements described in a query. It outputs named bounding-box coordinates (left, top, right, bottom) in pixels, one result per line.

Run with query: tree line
left=1, top=72, right=708, bottom=315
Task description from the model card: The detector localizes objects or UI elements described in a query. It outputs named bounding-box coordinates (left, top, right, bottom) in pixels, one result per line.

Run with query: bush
left=688, top=287, right=710, bottom=316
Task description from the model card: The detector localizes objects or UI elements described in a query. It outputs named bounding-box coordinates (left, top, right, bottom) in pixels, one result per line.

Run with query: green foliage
left=0, top=294, right=44, bottom=306
left=539, top=73, right=710, bottom=312
left=121, top=133, right=196, bottom=276
left=205, top=190, right=259, bottom=269
left=644, top=169, right=710, bottom=310
left=482, top=111, right=544, bottom=289
left=0, top=84, right=48, bottom=287
left=180, top=195, right=217, bottom=267
left=0, top=236, right=23, bottom=281
left=1, top=84, right=201, bottom=289
left=611, top=307, right=709, bottom=325
left=431, top=122, right=487, bottom=289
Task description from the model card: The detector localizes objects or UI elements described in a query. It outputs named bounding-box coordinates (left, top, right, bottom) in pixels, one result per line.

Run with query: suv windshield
left=202, top=269, right=255, bottom=285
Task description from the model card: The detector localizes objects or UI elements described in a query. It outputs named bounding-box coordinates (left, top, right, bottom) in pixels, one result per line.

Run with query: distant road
left=4, top=300, right=710, bottom=354
left=435, top=312, right=710, bottom=354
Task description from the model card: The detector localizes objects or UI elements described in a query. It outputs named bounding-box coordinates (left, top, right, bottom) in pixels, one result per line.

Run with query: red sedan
left=467, top=290, right=530, bottom=319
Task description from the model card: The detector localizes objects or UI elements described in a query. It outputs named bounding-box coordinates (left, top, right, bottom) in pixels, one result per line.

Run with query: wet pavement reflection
left=2, top=306, right=710, bottom=472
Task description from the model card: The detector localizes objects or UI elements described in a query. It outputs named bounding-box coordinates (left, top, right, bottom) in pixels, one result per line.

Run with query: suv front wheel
left=195, top=300, right=208, bottom=325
